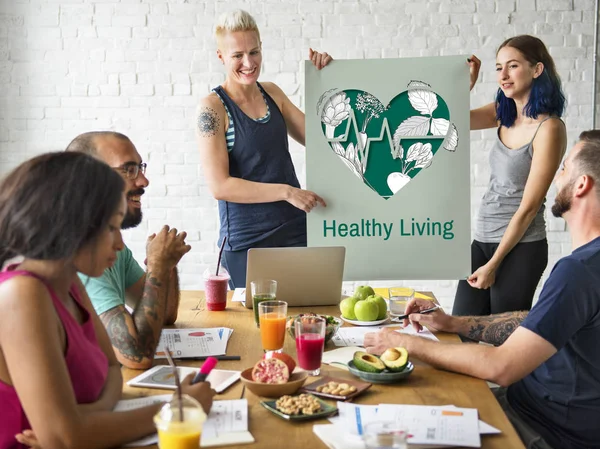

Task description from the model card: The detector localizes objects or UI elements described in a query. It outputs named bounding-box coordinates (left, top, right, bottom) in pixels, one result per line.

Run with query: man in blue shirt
left=365, top=130, right=600, bottom=449
left=67, top=132, right=191, bottom=369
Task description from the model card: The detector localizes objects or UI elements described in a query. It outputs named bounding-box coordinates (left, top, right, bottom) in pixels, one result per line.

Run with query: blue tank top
left=213, top=83, right=306, bottom=251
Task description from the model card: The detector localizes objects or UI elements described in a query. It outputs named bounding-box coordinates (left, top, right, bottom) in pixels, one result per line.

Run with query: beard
left=121, top=208, right=142, bottom=229
left=551, top=181, right=574, bottom=218
left=121, top=188, right=144, bottom=229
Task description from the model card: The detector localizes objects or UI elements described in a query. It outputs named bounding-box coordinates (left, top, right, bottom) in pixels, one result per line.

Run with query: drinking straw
left=216, top=236, right=227, bottom=276
left=164, top=347, right=184, bottom=422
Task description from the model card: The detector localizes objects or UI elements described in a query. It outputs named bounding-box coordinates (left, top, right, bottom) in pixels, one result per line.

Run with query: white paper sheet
left=321, top=346, right=365, bottom=370
left=232, top=288, right=246, bottom=302
left=378, top=404, right=481, bottom=447
left=201, top=399, right=254, bottom=447
left=155, top=328, right=233, bottom=359
left=313, top=402, right=501, bottom=449
left=114, top=397, right=253, bottom=447
left=332, top=324, right=438, bottom=347
left=114, top=395, right=171, bottom=447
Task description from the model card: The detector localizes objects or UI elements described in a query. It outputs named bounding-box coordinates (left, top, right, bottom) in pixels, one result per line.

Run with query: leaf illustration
left=340, top=156, right=363, bottom=180
left=413, top=145, right=433, bottom=169
left=408, top=89, right=438, bottom=115
left=345, top=142, right=356, bottom=162
left=407, top=80, right=431, bottom=90
left=430, top=118, right=449, bottom=136
left=331, top=141, right=345, bottom=157
left=442, top=123, right=459, bottom=152
left=396, top=116, right=430, bottom=136
left=345, top=143, right=365, bottom=175
left=405, top=142, right=427, bottom=162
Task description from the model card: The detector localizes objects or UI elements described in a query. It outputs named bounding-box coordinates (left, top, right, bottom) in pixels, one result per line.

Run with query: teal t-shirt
left=78, top=245, right=145, bottom=316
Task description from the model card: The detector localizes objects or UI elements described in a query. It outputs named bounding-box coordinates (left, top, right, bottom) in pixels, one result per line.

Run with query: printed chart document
left=378, top=404, right=481, bottom=447
left=114, top=397, right=253, bottom=447
left=127, top=365, right=240, bottom=393
left=332, top=324, right=438, bottom=347
left=155, top=328, right=233, bottom=359
left=315, top=402, right=490, bottom=448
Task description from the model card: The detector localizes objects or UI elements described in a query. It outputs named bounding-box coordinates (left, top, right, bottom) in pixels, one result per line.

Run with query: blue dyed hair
left=495, top=35, right=566, bottom=128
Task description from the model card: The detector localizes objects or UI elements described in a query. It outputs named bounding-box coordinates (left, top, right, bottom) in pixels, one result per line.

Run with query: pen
left=182, top=355, right=241, bottom=361
left=192, top=357, right=218, bottom=384
left=393, top=305, right=441, bottom=321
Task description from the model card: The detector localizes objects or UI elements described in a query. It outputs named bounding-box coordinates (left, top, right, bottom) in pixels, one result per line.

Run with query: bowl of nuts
left=300, top=376, right=372, bottom=400
left=260, top=393, right=338, bottom=421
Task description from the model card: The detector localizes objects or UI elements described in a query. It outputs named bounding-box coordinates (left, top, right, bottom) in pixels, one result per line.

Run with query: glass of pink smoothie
left=294, top=316, right=326, bottom=376
left=203, top=267, right=230, bottom=311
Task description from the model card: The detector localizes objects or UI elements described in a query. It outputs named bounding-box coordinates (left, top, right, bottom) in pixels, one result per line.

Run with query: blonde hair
left=215, top=9, right=261, bottom=44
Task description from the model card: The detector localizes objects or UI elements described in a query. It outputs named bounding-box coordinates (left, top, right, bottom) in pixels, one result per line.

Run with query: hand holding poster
left=305, top=56, right=471, bottom=280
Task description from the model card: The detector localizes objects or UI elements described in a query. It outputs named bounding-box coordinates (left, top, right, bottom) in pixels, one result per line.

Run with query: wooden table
left=121, top=291, right=524, bottom=449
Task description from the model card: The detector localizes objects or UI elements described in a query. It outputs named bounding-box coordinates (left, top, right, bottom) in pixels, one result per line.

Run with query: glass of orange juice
left=258, top=300, right=288, bottom=352
left=153, top=394, right=206, bottom=449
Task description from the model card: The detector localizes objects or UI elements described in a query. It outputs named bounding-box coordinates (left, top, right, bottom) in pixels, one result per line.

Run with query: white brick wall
left=0, top=0, right=597, bottom=312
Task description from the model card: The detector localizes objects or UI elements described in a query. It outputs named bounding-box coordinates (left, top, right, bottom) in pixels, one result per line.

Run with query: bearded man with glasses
left=67, top=131, right=191, bottom=369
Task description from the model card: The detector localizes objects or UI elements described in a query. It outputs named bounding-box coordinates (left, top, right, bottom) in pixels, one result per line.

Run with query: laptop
left=244, top=246, right=346, bottom=308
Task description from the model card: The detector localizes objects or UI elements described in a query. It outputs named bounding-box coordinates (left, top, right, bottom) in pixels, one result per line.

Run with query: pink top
left=0, top=270, right=109, bottom=449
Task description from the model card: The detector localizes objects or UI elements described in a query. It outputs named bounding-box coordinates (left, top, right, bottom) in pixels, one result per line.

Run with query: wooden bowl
left=240, top=368, right=308, bottom=398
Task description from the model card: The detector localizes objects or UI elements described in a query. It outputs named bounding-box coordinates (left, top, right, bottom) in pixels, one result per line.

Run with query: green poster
left=306, top=56, right=471, bottom=280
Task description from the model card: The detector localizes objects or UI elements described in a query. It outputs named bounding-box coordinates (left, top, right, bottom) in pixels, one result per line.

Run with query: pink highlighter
left=192, top=357, right=218, bottom=384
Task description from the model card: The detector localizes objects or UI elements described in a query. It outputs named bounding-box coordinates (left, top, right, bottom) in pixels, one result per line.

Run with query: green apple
left=367, top=294, right=388, bottom=320
left=354, top=285, right=375, bottom=301
left=340, top=296, right=360, bottom=320
left=354, top=298, right=379, bottom=321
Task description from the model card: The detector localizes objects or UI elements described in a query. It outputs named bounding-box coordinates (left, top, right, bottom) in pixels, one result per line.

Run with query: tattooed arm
left=364, top=305, right=556, bottom=387
left=100, top=267, right=170, bottom=369
left=196, top=94, right=325, bottom=212
left=164, top=267, right=180, bottom=325
left=101, top=226, right=190, bottom=369
left=458, top=312, right=528, bottom=345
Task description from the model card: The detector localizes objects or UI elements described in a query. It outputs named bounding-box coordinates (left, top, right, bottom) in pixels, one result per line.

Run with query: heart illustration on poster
left=317, top=81, right=459, bottom=199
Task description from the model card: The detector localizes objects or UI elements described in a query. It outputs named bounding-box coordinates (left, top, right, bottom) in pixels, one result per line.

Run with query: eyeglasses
left=113, top=162, right=147, bottom=180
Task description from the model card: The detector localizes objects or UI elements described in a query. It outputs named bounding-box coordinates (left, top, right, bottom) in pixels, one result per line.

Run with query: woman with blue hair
left=454, top=35, right=567, bottom=316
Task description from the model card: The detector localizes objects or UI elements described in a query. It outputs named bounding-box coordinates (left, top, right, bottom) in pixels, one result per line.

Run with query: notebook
left=244, top=246, right=346, bottom=307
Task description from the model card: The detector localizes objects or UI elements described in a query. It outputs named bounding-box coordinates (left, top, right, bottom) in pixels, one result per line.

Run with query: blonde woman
left=196, top=10, right=327, bottom=288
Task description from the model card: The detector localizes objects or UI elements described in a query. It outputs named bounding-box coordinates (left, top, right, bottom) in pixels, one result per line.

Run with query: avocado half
left=380, top=347, right=409, bottom=372
left=353, top=351, right=385, bottom=373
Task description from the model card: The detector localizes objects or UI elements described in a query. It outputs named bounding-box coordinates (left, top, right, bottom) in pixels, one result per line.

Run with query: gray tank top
left=475, top=118, right=558, bottom=243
